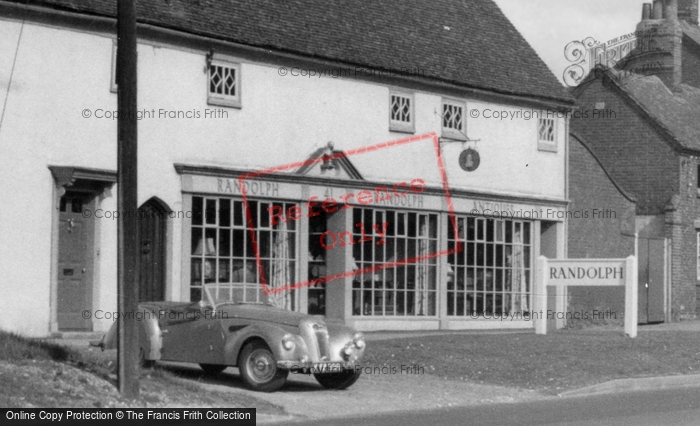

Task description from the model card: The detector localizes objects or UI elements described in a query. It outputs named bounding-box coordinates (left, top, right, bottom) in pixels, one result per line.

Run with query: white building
left=0, top=0, right=574, bottom=336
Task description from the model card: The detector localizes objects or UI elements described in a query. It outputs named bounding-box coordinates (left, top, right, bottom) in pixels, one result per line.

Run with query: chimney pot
left=643, top=3, right=652, bottom=19
left=653, top=0, right=664, bottom=18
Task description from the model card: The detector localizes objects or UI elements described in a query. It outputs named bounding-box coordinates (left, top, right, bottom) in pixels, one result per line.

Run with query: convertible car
left=95, top=285, right=366, bottom=392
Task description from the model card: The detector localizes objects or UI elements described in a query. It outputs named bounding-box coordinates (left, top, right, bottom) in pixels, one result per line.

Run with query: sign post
left=533, top=256, right=637, bottom=338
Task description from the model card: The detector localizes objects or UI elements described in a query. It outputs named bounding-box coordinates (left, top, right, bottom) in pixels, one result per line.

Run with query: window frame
left=697, top=231, right=700, bottom=280
left=110, top=39, right=118, bottom=93
left=441, top=98, right=467, bottom=141
left=537, top=116, right=558, bottom=152
left=389, top=90, right=415, bottom=134
left=207, top=54, right=242, bottom=109
left=446, top=216, right=533, bottom=318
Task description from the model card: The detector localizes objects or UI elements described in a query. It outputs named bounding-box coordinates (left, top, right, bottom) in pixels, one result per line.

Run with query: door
left=138, top=199, right=167, bottom=302
left=638, top=237, right=665, bottom=324
left=57, top=193, right=94, bottom=330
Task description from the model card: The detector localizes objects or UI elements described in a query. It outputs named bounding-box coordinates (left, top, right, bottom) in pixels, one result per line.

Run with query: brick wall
left=571, top=78, right=679, bottom=215
left=567, top=134, right=636, bottom=323
left=666, top=156, right=700, bottom=318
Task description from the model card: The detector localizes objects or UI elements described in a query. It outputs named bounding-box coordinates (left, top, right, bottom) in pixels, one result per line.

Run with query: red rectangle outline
left=238, top=132, right=462, bottom=295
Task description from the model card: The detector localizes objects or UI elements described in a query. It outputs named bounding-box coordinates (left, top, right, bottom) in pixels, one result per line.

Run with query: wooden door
left=57, top=193, right=94, bottom=330
left=138, top=200, right=166, bottom=302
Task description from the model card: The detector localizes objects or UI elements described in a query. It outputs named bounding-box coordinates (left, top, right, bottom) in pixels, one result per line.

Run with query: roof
left=10, top=0, right=572, bottom=104
left=600, top=67, right=700, bottom=153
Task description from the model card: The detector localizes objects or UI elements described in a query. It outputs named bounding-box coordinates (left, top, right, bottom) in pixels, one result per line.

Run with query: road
left=297, top=386, right=700, bottom=425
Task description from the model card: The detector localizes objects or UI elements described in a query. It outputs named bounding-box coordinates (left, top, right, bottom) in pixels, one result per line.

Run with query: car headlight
left=353, top=333, right=365, bottom=349
left=282, top=335, right=295, bottom=351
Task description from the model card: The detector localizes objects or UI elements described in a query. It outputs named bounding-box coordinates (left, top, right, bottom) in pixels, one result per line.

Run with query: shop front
left=176, top=164, right=566, bottom=331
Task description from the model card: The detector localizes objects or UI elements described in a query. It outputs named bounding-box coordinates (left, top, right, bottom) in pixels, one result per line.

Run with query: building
left=0, top=0, right=573, bottom=337
left=570, top=0, right=700, bottom=321
left=566, top=131, right=637, bottom=325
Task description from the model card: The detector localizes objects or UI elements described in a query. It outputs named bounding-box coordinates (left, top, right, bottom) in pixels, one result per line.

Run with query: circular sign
left=459, top=149, right=480, bottom=172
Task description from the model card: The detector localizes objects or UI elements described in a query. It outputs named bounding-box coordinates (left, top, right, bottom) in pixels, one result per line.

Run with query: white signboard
left=533, top=256, right=638, bottom=338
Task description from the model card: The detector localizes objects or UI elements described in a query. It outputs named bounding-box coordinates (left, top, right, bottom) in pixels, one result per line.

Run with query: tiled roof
left=605, top=68, right=700, bottom=153
left=12, top=0, right=572, bottom=104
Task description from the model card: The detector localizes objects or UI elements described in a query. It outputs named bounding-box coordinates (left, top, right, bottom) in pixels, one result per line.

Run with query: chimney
left=653, top=0, right=664, bottom=18
left=678, top=0, right=699, bottom=25
left=642, top=3, right=652, bottom=20
left=631, top=0, right=683, bottom=88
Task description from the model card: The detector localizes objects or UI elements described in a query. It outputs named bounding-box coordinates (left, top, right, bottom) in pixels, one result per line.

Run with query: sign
left=547, top=259, right=625, bottom=286
left=533, top=256, right=638, bottom=338
left=459, top=148, right=480, bottom=172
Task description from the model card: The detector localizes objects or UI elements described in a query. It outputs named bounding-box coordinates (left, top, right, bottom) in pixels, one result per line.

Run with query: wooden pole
left=117, top=0, right=140, bottom=399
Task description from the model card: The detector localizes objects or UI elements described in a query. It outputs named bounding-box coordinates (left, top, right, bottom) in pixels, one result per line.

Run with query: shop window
left=352, top=208, right=439, bottom=317
left=208, top=55, right=241, bottom=108
left=308, top=205, right=328, bottom=315
left=389, top=91, right=415, bottom=133
left=447, top=217, right=532, bottom=317
left=538, top=117, right=557, bottom=152
left=441, top=99, right=467, bottom=141
left=190, top=196, right=296, bottom=309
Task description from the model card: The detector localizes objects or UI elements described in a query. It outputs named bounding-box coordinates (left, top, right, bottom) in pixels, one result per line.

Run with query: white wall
left=0, top=17, right=567, bottom=336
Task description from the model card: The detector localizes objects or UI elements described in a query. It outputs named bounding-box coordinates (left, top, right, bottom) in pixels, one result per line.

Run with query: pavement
left=43, top=319, right=700, bottom=424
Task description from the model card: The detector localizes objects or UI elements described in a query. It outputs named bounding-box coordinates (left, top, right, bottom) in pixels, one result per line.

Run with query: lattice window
left=391, top=95, right=411, bottom=123
left=389, top=92, right=414, bottom=133
left=441, top=99, right=466, bottom=140
left=207, top=57, right=241, bottom=108
left=209, top=65, right=236, bottom=97
left=538, top=118, right=555, bottom=142
left=537, top=117, right=557, bottom=152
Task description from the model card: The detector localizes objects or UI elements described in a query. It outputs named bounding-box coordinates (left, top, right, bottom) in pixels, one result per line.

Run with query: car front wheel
left=314, top=370, right=361, bottom=390
left=238, top=341, right=288, bottom=392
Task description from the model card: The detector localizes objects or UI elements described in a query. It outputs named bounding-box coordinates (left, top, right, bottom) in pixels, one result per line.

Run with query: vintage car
left=95, top=285, right=366, bottom=392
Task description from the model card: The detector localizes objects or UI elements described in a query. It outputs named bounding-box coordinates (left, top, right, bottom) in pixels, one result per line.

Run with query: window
left=441, top=99, right=467, bottom=141
left=352, top=208, right=439, bottom=316
left=208, top=55, right=241, bottom=108
left=110, top=39, right=117, bottom=93
left=538, top=117, right=557, bottom=152
left=447, top=217, right=532, bottom=318
left=697, top=232, right=700, bottom=280
left=389, top=91, right=414, bottom=133
left=190, top=196, right=297, bottom=309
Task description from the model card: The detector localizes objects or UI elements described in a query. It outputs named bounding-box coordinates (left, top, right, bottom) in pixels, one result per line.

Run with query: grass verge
left=0, top=330, right=286, bottom=412
left=363, top=329, right=700, bottom=395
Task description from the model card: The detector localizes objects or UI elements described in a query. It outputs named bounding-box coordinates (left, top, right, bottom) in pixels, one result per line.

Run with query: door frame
left=49, top=166, right=116, bottom=333
left=138, top=197, right=172, bottom=302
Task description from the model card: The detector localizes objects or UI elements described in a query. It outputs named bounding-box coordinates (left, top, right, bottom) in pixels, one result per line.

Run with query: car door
left=160, top=305, right=226, bottom=364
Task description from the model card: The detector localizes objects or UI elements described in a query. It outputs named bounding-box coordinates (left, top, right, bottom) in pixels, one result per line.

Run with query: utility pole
left=117, top=0, right=139, bottom=399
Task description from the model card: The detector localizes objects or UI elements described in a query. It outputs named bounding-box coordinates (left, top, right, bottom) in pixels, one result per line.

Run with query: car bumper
left=276, top=360, right=359, bottom=373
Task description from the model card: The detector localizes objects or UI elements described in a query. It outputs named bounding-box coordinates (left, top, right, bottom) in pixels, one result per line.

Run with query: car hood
left=219, top=303, right=317, bottom=327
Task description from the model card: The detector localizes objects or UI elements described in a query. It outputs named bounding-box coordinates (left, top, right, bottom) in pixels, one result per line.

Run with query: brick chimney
left=678, top=0, right=699, bottom=25
left=629, top=0, right=683, bottom=88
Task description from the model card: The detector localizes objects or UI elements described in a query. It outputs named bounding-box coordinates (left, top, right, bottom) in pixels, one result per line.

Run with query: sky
left=493, top=0, right=649, bottom=83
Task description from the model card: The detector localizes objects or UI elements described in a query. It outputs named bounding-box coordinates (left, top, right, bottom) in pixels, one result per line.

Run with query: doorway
left=638, top=237, right=665, bottom=323
left=138, top=198, right=168, bottom=302
left=57, top=192, right=95, bottom=331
